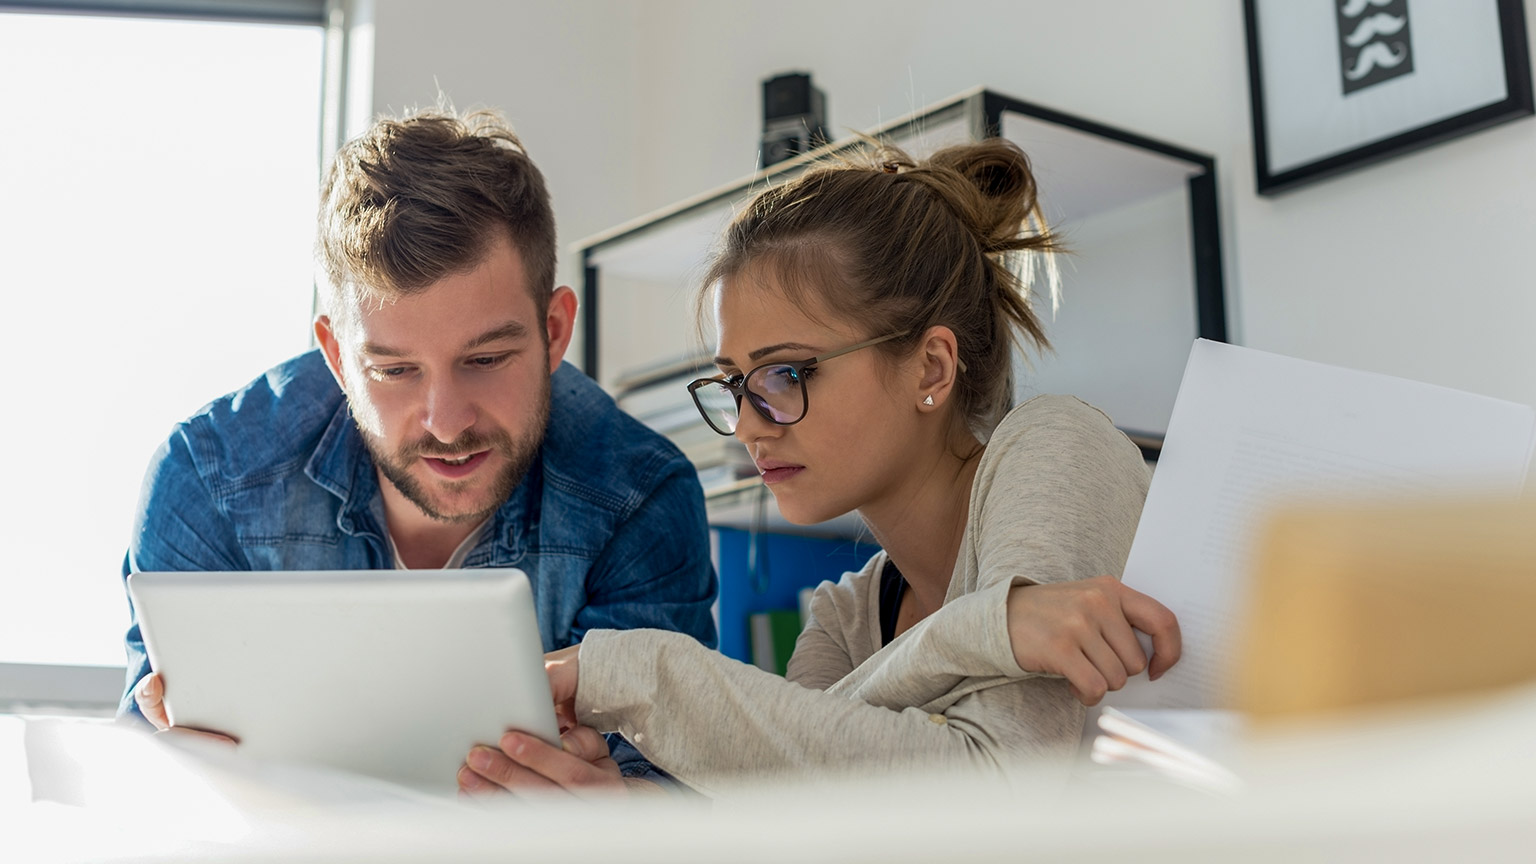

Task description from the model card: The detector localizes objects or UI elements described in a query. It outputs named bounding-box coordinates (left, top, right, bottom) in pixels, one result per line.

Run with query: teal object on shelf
left=713, top=527, right=879, bottom=665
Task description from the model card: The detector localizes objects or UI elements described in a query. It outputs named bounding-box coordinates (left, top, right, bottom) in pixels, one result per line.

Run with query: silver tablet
left=126, top=568, right=560, bottom=794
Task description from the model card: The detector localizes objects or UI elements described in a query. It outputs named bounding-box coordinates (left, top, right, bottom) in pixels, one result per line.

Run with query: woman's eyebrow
left=714, top=342, right=819, bottom=367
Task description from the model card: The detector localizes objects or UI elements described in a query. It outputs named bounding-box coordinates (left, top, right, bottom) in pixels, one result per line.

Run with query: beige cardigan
left=575, top=395, right=1150, bottom=796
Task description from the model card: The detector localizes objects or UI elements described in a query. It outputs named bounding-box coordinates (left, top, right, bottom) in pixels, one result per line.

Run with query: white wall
left=364, top=0, right=1536, bottom=412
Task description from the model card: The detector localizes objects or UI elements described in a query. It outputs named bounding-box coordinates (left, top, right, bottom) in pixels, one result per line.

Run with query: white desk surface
left=6, top=686, right=1536, bottom=863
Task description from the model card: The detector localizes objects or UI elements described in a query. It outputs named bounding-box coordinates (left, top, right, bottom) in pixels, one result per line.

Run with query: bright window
left=0, top=11, right=324, bottom=667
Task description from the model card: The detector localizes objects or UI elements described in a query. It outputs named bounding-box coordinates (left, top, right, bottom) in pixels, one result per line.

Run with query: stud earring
left=922, top=395, right=934, bottom=406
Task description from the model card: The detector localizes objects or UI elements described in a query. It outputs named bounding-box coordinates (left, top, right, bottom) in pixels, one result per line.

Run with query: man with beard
left=117, top=109, right=716, bottom=793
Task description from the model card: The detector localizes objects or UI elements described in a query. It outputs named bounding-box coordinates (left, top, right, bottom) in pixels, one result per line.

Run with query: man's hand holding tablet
left=456, top=644, right=653, bottom=798
left=133, top=671, right=238, bottom=747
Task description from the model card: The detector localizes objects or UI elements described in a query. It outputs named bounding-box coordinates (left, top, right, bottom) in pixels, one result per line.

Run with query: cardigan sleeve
left=575, top=627, right=1080, bottom=797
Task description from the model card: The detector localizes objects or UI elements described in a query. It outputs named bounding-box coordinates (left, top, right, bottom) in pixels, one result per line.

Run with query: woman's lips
left=422, top=450, right=491, bottom=479
left=756, top=460, right=804, bottom=485
left=761, top=466, right=803, bottom=484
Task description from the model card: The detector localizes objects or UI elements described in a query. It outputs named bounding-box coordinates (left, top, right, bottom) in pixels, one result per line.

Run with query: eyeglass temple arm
left=805, top=330, right=910, bottom=366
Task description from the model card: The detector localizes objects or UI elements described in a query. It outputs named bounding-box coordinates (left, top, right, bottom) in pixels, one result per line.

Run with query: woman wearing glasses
left=460, top=138, right=1180, bottom=797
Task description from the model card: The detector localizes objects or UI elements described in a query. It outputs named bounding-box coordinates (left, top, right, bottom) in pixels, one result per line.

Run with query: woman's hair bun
left=931, top=138, right=1033, bottom=199
left=921, top=138, right=1045, bottom=256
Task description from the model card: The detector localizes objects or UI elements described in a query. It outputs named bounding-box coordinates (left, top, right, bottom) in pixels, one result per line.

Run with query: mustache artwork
left=1335, top=0, right=1414, bottom=95
left=1343, top=13, right=1406, bottom=49
left=1345, top=40, right=1409, bottom=81
left=1339, top=0, right=1393, bottom=17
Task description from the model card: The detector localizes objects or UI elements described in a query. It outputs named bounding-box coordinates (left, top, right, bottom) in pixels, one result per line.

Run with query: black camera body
left=761, top=72, right=827, bottom=168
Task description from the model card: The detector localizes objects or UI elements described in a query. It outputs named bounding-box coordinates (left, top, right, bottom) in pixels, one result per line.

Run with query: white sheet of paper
left=1107, top=339, right=1536, bottom=709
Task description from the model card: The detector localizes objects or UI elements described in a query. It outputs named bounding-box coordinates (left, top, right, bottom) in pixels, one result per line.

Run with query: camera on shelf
left=761, top=71, right=827, bottom=168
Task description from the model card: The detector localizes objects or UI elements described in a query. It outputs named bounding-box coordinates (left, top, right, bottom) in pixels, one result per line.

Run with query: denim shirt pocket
left=218, top=467, right=370, bottom=570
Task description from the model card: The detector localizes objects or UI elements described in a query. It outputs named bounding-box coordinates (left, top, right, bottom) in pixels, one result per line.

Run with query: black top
left=878, top=559, right=908, bottom=647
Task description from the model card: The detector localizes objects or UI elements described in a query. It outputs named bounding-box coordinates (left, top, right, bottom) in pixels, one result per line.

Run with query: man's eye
left=469, top=353, right=511, bottom=369
left=368, top=365, right=411, bottom=380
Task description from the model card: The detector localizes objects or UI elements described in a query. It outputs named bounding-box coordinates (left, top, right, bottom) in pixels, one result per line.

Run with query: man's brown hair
left=317, top=109, right=556, bottom=318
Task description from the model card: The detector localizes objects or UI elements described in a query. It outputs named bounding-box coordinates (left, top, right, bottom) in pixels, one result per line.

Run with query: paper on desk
left=1106, top=339, right=1536, bottom=710
left=1090, top=707, right=1243, bottom=794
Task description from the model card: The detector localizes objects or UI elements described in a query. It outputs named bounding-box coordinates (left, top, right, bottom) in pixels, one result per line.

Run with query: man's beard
left=361, top=375, right=550, bottom=524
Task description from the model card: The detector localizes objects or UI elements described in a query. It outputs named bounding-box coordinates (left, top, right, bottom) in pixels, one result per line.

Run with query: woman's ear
left=916, top=325, right=960, bottom=411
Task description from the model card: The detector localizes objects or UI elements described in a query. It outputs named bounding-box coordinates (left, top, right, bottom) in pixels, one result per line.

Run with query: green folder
left=748, top=609, right=803, bottom=677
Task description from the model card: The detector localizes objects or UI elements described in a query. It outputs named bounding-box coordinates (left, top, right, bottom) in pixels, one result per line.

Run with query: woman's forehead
left=714, top=277, right=858, bottom=351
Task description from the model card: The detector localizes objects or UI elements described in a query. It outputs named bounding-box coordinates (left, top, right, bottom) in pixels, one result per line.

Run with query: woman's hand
left=543, top=643, right=581, bottom=733
left=1005, top=575, right=1181, bottom=706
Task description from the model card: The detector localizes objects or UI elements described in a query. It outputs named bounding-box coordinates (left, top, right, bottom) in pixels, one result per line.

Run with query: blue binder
left=713, top=527, right=879, bottom=665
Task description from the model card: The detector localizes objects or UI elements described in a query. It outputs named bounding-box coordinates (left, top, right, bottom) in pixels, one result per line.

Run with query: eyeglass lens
left=695, top=364, right=805, bottom=433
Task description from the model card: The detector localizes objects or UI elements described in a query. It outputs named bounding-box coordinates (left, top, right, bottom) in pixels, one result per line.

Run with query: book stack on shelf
left=613, top=355, right=758, bottom=494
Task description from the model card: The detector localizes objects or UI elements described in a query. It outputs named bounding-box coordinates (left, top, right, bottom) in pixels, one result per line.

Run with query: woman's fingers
left=1118, top=584, right=1182, bottom=680
left=1079, top=630, right=1131, bottom=695
left=1006, top=577, right=1183, bottom=705
left=1098, top=611, right=1149, bottom=681
left=543, top=645, right=581, bottom=707
left=558, top=725, right=610, bottom=763
left=1056, top=649, right=1110, bottom=707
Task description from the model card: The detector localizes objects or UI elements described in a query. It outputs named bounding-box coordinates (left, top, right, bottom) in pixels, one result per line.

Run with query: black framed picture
left=1245, top=0, right=1534, bottom=194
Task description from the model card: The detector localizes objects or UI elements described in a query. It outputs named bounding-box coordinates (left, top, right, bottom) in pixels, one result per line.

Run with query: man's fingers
left=457, top=763, right=506, bottom=796
left=135, top=673, right=170, bottom=730
left=499, top=731, right=615, bottom=792
left=1120, top=586, right=1182, bottom=680
left=154, top=726, right=238, bottom=748
left=467, top=745, right=565, bottom=796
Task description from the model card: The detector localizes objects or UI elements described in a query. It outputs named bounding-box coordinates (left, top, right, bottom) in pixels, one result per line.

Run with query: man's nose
left=421, top=374, right=476, bottom=443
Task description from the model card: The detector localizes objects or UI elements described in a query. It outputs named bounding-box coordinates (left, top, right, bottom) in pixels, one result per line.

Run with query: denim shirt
left=118, top=349, right=718, bottom=782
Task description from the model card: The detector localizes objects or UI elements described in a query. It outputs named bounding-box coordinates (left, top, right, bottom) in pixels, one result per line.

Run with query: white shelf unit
left=577, top=87, right=1226, bottom=532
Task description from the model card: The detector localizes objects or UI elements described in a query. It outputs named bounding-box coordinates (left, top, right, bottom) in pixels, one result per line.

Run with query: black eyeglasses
left=687, top=331, right=908, bottom=436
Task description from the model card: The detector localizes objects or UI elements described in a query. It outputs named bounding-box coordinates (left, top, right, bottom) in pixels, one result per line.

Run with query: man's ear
left=544, top=285, right=578, bottom=374
left=314, top=315, right=347, bottom=388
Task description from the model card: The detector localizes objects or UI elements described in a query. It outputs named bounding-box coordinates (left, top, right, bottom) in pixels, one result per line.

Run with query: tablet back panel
left=127, top=568, right=559, bottom=793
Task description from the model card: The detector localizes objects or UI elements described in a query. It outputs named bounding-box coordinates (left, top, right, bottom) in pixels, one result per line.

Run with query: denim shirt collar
left=301, top=400, right=534, bottom=565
